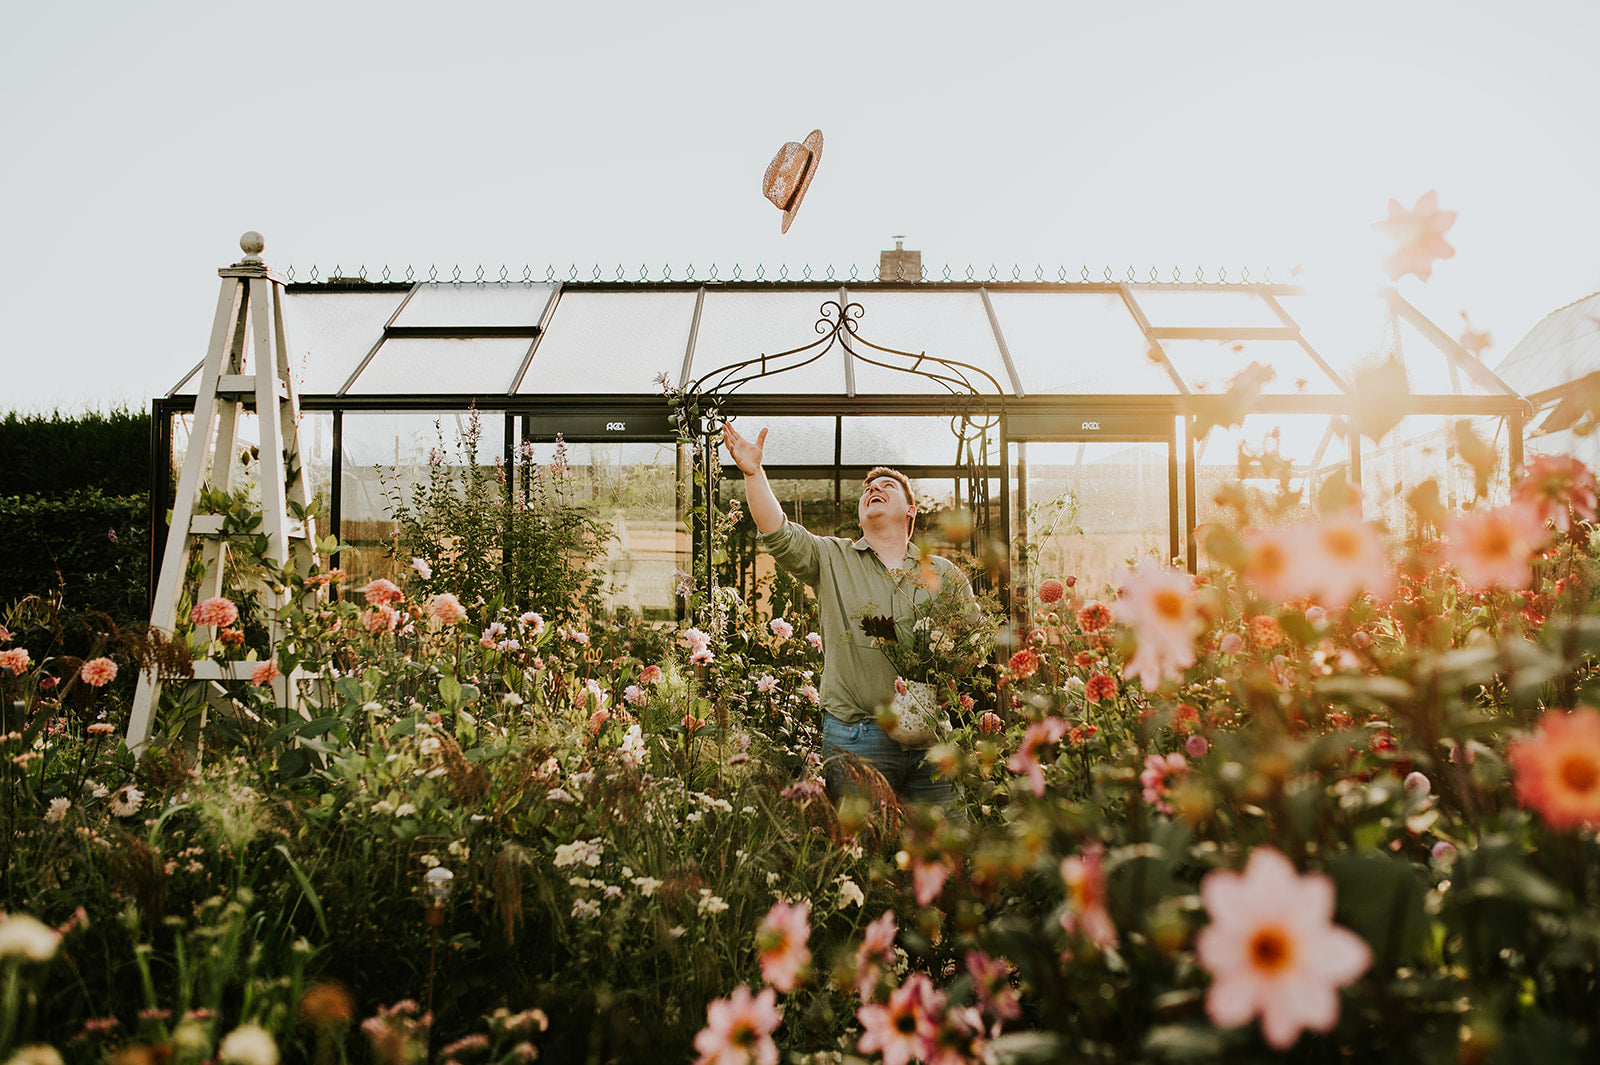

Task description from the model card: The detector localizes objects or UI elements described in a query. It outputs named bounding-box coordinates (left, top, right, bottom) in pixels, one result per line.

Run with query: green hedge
left=0, top=490, right=150, bottom=624
left=0, top=407, right=150, bottom=495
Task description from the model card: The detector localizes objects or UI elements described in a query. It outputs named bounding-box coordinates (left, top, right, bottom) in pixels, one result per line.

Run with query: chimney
left=879, top=236, right=922, bottom=282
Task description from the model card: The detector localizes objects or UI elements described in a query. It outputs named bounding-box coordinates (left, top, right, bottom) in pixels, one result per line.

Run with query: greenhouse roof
left=1493, top=290, right=1600, bottom=403
left=166, top=275, right=1523, bottom=407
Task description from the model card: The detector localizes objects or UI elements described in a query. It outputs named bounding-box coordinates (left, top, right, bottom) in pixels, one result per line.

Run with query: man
left=721, top=420, right=974, bottom=807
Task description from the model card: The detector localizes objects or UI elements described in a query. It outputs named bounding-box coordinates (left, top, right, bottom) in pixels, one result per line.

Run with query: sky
left=3, top=0, right=1597, bottom=413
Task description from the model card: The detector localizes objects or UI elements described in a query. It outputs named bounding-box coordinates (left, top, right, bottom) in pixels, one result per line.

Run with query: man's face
left=859, top=475, right=915, bottom=532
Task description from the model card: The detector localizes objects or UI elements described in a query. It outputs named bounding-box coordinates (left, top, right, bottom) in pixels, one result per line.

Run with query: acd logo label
left=605, top=421, right=626, bottom=431
left=1081, top=421, right=1100, bottom=431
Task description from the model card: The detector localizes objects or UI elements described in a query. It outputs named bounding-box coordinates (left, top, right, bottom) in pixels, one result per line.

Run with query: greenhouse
left=150, top=243, right=1531, bottom=615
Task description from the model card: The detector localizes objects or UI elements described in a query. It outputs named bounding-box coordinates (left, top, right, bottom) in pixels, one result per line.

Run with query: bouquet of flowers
left=858, top=581, right=998, bottom=744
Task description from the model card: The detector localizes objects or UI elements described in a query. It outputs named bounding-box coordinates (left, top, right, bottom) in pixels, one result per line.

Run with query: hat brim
left=780, top=130, right=824, bottom=234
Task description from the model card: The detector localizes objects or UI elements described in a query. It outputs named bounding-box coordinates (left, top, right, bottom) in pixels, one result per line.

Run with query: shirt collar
left=853, top=536, right=918, bottom=568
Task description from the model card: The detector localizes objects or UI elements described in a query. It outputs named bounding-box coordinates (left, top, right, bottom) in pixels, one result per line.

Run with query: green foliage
left=0, top=491, right=150, bottom=624
left=0, top=406, right=151, bottom=496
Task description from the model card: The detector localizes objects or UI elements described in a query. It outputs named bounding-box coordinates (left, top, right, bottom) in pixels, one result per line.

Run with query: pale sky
left=3, top=0, right=1597, bottom=412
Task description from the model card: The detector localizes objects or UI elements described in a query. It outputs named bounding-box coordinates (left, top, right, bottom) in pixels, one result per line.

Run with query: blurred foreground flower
left=1509, top=707, right=1600, bottom=831
left=1372, top=189, right=1456, bottom=282
left=1196, top=847, right=1371, bottom=1049
left=218, top=1024, right=278, bottom=1065
left=1060, top=844, right=1117, bottom=950
left=1514, top=454, right=1598, bottom=532
left=0, top=913, right=61, bottom=961
left=1112, top=562, right=1201, bottom=690
left=755, top=900, right=810, bottom=992
left=1443, top=501, right=1549, bottom=592
left=693, top=984, right=782, bottom=1065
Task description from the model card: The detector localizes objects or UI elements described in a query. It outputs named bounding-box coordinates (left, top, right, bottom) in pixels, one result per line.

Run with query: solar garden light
left=423, top=865, right=454, bottom=1023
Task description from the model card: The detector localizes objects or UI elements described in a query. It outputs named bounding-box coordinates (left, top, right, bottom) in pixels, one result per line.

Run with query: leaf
left=1326, top=851, right=1429, bottom=964
left=1351, top=357, right=1411, bottom=442
left=439, top=674, right=462, bottom=709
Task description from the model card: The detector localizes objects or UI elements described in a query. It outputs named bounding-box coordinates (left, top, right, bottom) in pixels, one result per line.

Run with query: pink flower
left=1185, top=734, right=1211, bottom=758
left=363, top=605, right=400, bottom=634
left=429, top=593, right=467, bottom=626
left=1084, top=672, right=1117, bottom=704
left=855, top=911, right=897, bottom=999
left=1009, top=717, right=1068, bottom=797
left=0, top=647, right=32, bottom=675
left=1140, top=752, right=1188, bottom=814
left=1196, top=847, right=1372, bottom=1049
left=588, top=708, right=612, bottom=733
left=520, top=611, right=546, bottom=635
left=1241, top=526, right=1316, bottom=603
left=79, top=657, right=117, bottom=688
left=363, top=579, right=402, bottom=607
left=805, top=632, right=823, bottom=652
left=1372, top=189, right=1457, bottom=282
left=250, top=659, right=280, bottom=686
left=410, top=557, right=432, bottom=580
left=1037, top=578, right=1066, bottom=605
left=755, top=900, right=810, bottom=992
left=1219, top=632, right=1244, bottom=655
left=757, top=674, right=779, bottom=694
left=1075, top=601, right=1112, bottom=634
left=977, top=711, right=1003, bottom=735
left=691, top=647, right=715, bottom=666
left=1307, top=516, right=1392, bottom=609
left=1444, top=501, right=1550, bottom=592
left=1007, top=649, right=1039, bottom=680
left=639, top=664, right=664, bottom=684
left=1111, top=562, right=1200, bottom=691
left=1508, top=707, right=1600, bottom=830
left=683, top=628, right=711, bottom=653
left=1515, top=455, right=1599, bottom=532
left=912, top=857, right=950, bottom=907
left=1060, top=843, right=1117, bottom=950
left=964, top=951, right=1021, bottom=1025
left=191, top=596, right=240, bottom=628
left=857, top=974, right=940, bottom=1065
left=799, top=684, right=818, bottom=705
left=692, top=984, right=782, bottom=1065
left=623, top=684, right=645, bottom=707
left=768, top=618, right=794, bottom=642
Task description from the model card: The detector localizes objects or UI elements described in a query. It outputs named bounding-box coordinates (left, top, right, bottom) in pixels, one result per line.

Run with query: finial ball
left=240, top=232, right=265, bottom=257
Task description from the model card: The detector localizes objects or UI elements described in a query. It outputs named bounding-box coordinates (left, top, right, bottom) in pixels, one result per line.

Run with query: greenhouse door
left=1008, top=410, right=1183, bottom=596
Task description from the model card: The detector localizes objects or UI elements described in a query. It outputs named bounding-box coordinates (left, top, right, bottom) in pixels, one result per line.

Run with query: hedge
left=0, top=490, right=150, bottom=625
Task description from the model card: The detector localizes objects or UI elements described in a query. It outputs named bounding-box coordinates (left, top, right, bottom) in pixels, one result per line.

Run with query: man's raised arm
left=721, top=421, right=786, bottom=534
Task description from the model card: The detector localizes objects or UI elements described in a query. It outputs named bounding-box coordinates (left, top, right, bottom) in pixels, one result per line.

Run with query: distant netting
left=283, top=262, right=1285, bottom=285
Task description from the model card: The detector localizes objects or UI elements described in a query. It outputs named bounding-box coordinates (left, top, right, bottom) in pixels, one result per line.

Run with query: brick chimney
left=879, top=236, right=922, bottom=282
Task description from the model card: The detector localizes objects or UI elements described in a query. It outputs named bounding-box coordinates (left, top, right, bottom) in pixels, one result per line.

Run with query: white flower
left=370, top=800, right=395, bottom=815
left=618, top=724, right=648, bottom=769
left=108, top=786, right=143, bottom=818
left=571, top=898, right=601, bottom=920
left=632, top=876, right=663, bottom=897
left=838, top=878, right=865, bottom=910
left=547, top=788, right=575, bottom=803
left=418, top=737, right=441, bottom=756
left=411, top=557, right=433, bottom=580
left=697, top=890, right=728, bottom=915
left=218, top=1023, right=279, bottom=1065
left=0, top=915, right=60, bottom=961
left=394, top=803, right=417, bottom=817
left=44, top=798, right=69, bottom=823
left=5, top=1047, right=65, bottom=1065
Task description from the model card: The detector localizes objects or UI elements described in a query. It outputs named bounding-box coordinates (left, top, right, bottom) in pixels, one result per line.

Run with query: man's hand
left=721, top=421, right=768, bottom=477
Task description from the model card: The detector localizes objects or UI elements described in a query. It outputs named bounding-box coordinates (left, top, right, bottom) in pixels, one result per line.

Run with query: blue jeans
left=820, top=714, right=960, bottom=809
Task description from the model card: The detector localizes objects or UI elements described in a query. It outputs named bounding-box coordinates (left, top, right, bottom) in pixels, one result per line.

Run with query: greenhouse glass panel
left=841, top=415, right=991, bottom=467
left=338, top=412, right=505, bottom=588
left=1194, top=413, right=1338, bottom=527
left=1020, top=441, right=1171, bottom=594
left=300, top=411, right=335, bottom=516
left=1128, top=289, right=1284, bottom=329
left=845, top=290, right=1011, bottom=395
left=724, top=416, right=837, bottom=466
left=1162, top=340, right=1343, bottom=395
left=986, top=291, right=1176, bottom=394
left=520, top=440, right=687, bottom=621
left=283, top=290, right=407, bottom=393
left=346, top=338, right=530, bottom=394
left=519, top=290, right=698, bottom=394
left=391, top=283, right=556, bottom=327
left=688, top=291, right=848, bottom=394
left=1360, top=414, right=1510, bottom=532
left=1390, top=316, right=1498, bottom=396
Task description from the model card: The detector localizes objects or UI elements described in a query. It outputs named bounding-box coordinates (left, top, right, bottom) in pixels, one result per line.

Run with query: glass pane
left=842, top=416, right=994, bottom=467
left=1127, top=289, right=1283, bottom=329
left=715, top=416, right=837, bottom=466
left=1163, top=339, right=1343, bottom=395
left=1194, top=413, right=1336, bottom=527
left=1495, top=294, right=1600, bottom=397
left=519, top=440, right=688, bottom=621
left=299, top=411, right=335, bottom=519
left=845, top=291, right=1011, bottom=396
left=1020, top=440, right=1172, bottom=595
left=338, top=412, right=506, bottom=588
left=1361, top=414, right=1511, bottom=532
left=1392, top=316, right=1494, bottom=396
left=689, top=291, right=848, bottom=394
left=346, top=338, right=530, bottom=394
left=987, top=291, right=1177, bottom=394
left=520, top=290, right=698, bottom=394
left=392, top=283, right=556, bottom=327
left=284, top=289, right=408, bottom=394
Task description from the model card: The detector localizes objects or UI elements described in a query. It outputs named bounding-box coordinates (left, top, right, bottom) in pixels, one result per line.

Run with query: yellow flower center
left=1560, top=753, right=1600, bottom=796
left=1154, top=589, right=1187, bottom=621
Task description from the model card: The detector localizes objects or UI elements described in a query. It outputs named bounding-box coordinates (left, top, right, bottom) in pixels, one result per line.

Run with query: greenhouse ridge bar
left=151, top=246, right=1531, bottom=614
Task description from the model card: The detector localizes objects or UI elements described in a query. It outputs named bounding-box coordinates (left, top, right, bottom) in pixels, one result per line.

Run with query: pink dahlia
left=250, top=659, right=281, bottom=686
left=429, top=593, right=468, bottom=626
left=191, top=596, right=240, bottom=628
left=363, top=579, right=403, bottom=607
left=0, top=647, right=33, bottom=675
left=1037, top=578, right=1066, bottom=605
left=79, top=657, right=118, bottom=688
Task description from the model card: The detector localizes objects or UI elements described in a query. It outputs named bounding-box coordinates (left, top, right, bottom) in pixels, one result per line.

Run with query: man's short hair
left=862, top=467, right=915, bottom=509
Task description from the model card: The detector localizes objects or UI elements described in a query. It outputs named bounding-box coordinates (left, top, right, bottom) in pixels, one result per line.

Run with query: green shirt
left=757, top=521, right=975, bottom=723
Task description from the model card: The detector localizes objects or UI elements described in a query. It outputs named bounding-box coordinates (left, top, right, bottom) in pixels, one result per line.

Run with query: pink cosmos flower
left=363, top=579, right=402, bottom=607
left=1060, top=843, right=1117, bottom=950
left=1444, top=501, right=1550, bottom=592
left=1241, top=526, right=1317, bottom=604
left=805, top=632, right=823, bottom=652
left=768, top=618, right=793, bottom=642
left=191, top=596, right=240, bottom=628
left=251, top=659, right=280, bottom=686
left=1140, top=752, right=1188, bottom=814
left=1196, top=847, right=1372, bottom=1049
left=692, top=984, right=782, bottom=1065
left=1308, top=516, right=1392, bottom=609
left=1009, top=717, right=1069, bottom=797
left=79, top=657, right=118, bottom=687
left=755, top=900, right=810, bottom=992
left=855, top=910, right=898, bottom=999
left=912, top=857, right=950, bottom=907
left=858, top=974, right=940, bottom=1065
left=1372, top=190, right=1456, bottom=282
left=0, top=647, right=32, bottom=675
left=1112, top=562, right=1201, bottom=691
left=639, top=664, right=664, bottom=684
left=691, top=647, right=716, bottom=666
left=964, top=950, right=1021, bottom=1026
left=1515, top=454, right=1599, bottom=532
left=429, top=593, right=467, bottom=626
left=757, top=674, right=779, bottom=694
